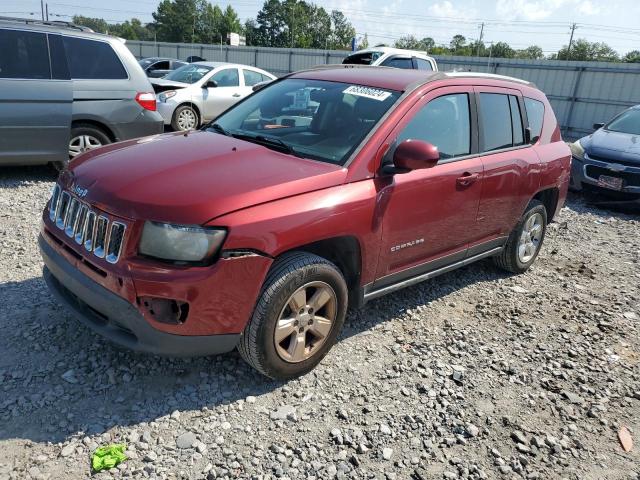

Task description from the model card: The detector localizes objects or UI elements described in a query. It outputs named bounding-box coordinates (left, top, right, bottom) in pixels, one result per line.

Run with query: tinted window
left=606, top=107, right=640, bottom=135
left=243, top=69, right=264, bottom=86
left=62, top=37, right=127, bottom=79
left=381, top=57, right=414, bottom=69
left=524, top=97, right=545, bottom=142
left=342, top=51, right=384, bottom=65
left=479, top=93, right=512, bottom=151
left=151, top=61, right=170, bottom=70
left=0, top=29, right=50, bottom=79
left=212, top=68, right=239, bottom=87
left=398, top=93, right=471, bottom=159
left=509, top=96, right=524, bottom=146
left=415, top=58, right=433, bottom=71
left=48, top=34, right=70, bottom=80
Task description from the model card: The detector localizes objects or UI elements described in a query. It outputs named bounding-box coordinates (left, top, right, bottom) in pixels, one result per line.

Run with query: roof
left=0, top=16, right=121, bottom=41
left=291, top=65, right=535, bottom=92
left=351, top=46, right=433, bottom=58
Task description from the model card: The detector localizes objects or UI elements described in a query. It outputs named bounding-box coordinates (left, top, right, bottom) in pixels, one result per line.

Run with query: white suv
left=342, top=47, right=438, bottom=71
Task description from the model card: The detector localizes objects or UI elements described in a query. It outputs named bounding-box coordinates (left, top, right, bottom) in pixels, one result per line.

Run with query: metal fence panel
left=126, top=40, right=640, bottom=141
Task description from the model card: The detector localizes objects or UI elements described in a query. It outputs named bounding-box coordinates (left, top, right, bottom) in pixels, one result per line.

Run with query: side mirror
left=593, top=122, right=605, bottom=130
left=203, top=80, right=218, bottom=89
left=383, top=139, right=439, bottom=174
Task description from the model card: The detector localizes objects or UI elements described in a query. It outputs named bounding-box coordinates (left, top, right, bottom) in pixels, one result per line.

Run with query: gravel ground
left=0, top=166, right=638, bottom=480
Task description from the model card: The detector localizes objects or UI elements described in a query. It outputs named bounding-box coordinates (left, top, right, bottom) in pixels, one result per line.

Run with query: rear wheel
left=238, top=252, right=348, bottom=380
left=494, top=200, right=547, bottom=273
left=54, top=124, right=111, bottom=171
left=171, top=105, right=199, bottom=131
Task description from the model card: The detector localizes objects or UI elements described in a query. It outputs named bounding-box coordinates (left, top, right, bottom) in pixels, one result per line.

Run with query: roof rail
left=444, top=71, right=534, bottom=86
left=0, top=16, right=94, bottom=32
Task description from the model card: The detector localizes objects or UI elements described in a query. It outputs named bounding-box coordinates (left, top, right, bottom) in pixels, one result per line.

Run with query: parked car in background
left=152, top=62, right=276, bottom=131
left=186, top=55, right=206, bottom=63
left=40, top=67, right=570, bottom=379
left=342, top=46, right=438, bottom=71
left=138, top=57, right=188, bottom=78
left=569, top=105, right=640, bottom=197
left=0, top=17, right=163, bottom=168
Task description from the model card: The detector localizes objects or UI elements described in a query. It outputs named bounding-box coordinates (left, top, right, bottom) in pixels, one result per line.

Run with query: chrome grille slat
left=48, top=186, right=126, bottom=264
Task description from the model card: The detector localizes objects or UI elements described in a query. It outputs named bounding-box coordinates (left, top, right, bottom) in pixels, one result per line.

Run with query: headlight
left=569, top=139, right=585, bottom=160
left=139, top=222, right=226, bottom=263
left=158, top=90, right=177, bottom=102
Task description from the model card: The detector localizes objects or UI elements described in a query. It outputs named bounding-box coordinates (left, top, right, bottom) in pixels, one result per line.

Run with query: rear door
left=374, top=87, right=484, bottom=287
left=0, top=28, right=72, bottom=165
left=472, top=87, right=541, bottom=250
left=202, top=67, right=243, bottom=121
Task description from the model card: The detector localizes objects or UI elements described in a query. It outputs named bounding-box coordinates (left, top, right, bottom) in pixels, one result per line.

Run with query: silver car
left=152, top=62, right=276, bottom=131
left=0, top=17, right=163, bottom=167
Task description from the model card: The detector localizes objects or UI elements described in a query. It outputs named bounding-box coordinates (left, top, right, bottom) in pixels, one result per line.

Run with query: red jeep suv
left=40, top=66, right=571, bottom=379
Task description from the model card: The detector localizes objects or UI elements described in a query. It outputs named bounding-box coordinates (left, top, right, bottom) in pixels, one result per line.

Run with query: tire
left=171, top=104, right=200, bottom=131
left=238, top=252, right=348, bottom=380
left=493, top=199, right=547, bottom=274
left=56, top=124, right=111, bottom=171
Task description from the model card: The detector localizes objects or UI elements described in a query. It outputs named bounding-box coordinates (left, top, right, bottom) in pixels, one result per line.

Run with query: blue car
left=569, top=105, right=640, bottom=197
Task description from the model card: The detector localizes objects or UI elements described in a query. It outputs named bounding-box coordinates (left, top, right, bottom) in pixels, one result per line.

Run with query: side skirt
left=361, top=244, right=504, bottom=304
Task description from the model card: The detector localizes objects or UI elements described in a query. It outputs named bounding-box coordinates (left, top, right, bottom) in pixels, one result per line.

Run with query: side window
left=509, top=95, right=524, bottom=146
left=243, top=69, right=263, bottom=87
left=262, top=73, right=274, bottom=82
left=211, top=68, right=239, bottom=87
left=397, top=93, right=471, bottom=159
left=381, top=57, right=414, bottom=69
left=173, top=61, right=187, bottom=69
left=0, top=29, right=50, bottom=79
left=415, top=58, right=433, bottom=71
left=524, top=97, right=545, bottom=142
left=479, top=93, right=512, bottom=151
left=62, top=36, right=127, bottom=79
left=151, top=61, right=170, bottom=70
left=48, top=34, right=70, bottom=80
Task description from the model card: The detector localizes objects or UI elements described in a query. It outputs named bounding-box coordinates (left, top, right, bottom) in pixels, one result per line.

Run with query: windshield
left=164, top=64, right=213, bottom=84
left=606, top=108, right=640, bottom=135
left=342, top=51, right=384, bottom=65
left=209, top=79, right=401, bottom=165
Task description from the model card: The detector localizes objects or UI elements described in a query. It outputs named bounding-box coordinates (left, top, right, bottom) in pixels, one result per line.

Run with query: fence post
left=225, top=46, right=229, bottom=62
left=326, top=52, right=330, bottom=65
left=288, top=50, right=293, bottom=73
left=493, top=62, right=499, bottom=74
left=200, top=45, right=204, bottom=59
left=157, top=43, right=160, bottom=57
left=254, top=49, right=258, bottom=67
left=564, top=66, right=586, bottom=138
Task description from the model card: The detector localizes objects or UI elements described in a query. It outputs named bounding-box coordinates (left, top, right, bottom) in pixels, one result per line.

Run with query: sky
left=3, top=0, right=640, bottom=55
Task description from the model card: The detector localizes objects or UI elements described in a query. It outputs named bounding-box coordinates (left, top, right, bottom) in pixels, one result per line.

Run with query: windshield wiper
left=210, top=123, right=231, bottom=136
left=232, top=132, right=302, bottom=157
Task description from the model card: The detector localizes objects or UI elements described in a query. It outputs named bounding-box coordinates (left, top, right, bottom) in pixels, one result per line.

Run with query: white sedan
left=152, top=62, right=276, bottom=131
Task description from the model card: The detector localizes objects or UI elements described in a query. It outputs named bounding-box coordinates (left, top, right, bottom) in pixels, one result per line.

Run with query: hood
left=150, top=78, right=189, bottom=93
left=582, top=128, right=640, bottom=164
left=65, top=131, right=346, bottom=224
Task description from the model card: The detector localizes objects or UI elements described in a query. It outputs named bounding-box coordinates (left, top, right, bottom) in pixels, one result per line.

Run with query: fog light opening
left=139, top=296, right=189, bottom=325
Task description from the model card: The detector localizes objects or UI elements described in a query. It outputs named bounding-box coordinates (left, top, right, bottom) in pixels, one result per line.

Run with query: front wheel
left=238, top=252, right=348, bottom=380
left=171, top=105, right=199, bottom=131
left=494, top=200, right=547, bottom=274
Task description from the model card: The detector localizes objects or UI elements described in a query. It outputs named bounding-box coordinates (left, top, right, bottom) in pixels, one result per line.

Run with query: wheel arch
left=71, top=119, right=115, bottom=142
left=532, top=187, right=560, bottom=221
left=174, top=102, right=202, bottom=124
left=281, top=236, right=363, bottom=308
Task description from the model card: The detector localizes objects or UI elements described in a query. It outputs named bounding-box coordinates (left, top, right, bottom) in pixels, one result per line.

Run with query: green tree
left=358, top=33, right=369, bottom=50
left=394, top=34, right=421, bottom=50
left=556, top=38, right=619, bottom=61
left=516, top=45, right=544, bottom=59
left=489, top=41, right=515, bottom=58
left=623, top=50, right=640, bottom=62
left=449, top=34, right=466, bottom=54
left=72, top=15, right=109, bottom=33
left=330, top=10, right=355, bottom=50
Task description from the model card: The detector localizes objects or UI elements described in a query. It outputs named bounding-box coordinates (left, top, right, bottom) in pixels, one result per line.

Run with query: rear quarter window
left=524, top=97, right=545, bottom=142
left=62, top=36, right=127, bottom=79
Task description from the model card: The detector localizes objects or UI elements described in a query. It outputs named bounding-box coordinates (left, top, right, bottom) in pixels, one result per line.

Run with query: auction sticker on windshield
left=343, top=85, right=392, bottom=101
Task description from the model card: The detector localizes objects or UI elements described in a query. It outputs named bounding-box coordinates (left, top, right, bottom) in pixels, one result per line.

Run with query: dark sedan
left=138, top=57, right=188, bottom=78
left=569, top=105, right=640, bottom=197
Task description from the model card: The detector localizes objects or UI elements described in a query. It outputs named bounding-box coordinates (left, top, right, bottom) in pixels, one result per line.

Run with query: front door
left=202, top=67, right=243, bottom=121
left=0, top=29, right=72, bottom=165
left=374, top=87, right=483, bottom=288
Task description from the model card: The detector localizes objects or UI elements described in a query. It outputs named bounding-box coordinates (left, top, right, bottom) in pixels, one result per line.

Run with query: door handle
left=232, top=93, right=242, bottom=97
left=456, top=172, right=479, bottom=186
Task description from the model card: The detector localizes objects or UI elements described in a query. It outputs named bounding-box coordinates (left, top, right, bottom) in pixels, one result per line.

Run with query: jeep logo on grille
left=72, top=184, right=88, bottom=198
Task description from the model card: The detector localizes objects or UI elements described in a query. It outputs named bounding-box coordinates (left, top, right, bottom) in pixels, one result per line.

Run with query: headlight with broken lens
left=569, top=139, right=585, bottom=161
left=139, top=221, right=226, bottom=263
left=158, top=90, right=177, bottom=102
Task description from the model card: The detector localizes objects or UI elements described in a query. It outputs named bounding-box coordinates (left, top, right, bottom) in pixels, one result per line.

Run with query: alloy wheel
left=518, top=212, right=544, bottom=263
left=68, top=135, right=103, bottom=158
left=274, top=281, right=337, bottom=363
left=177, top=108, right=197, bottom=130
